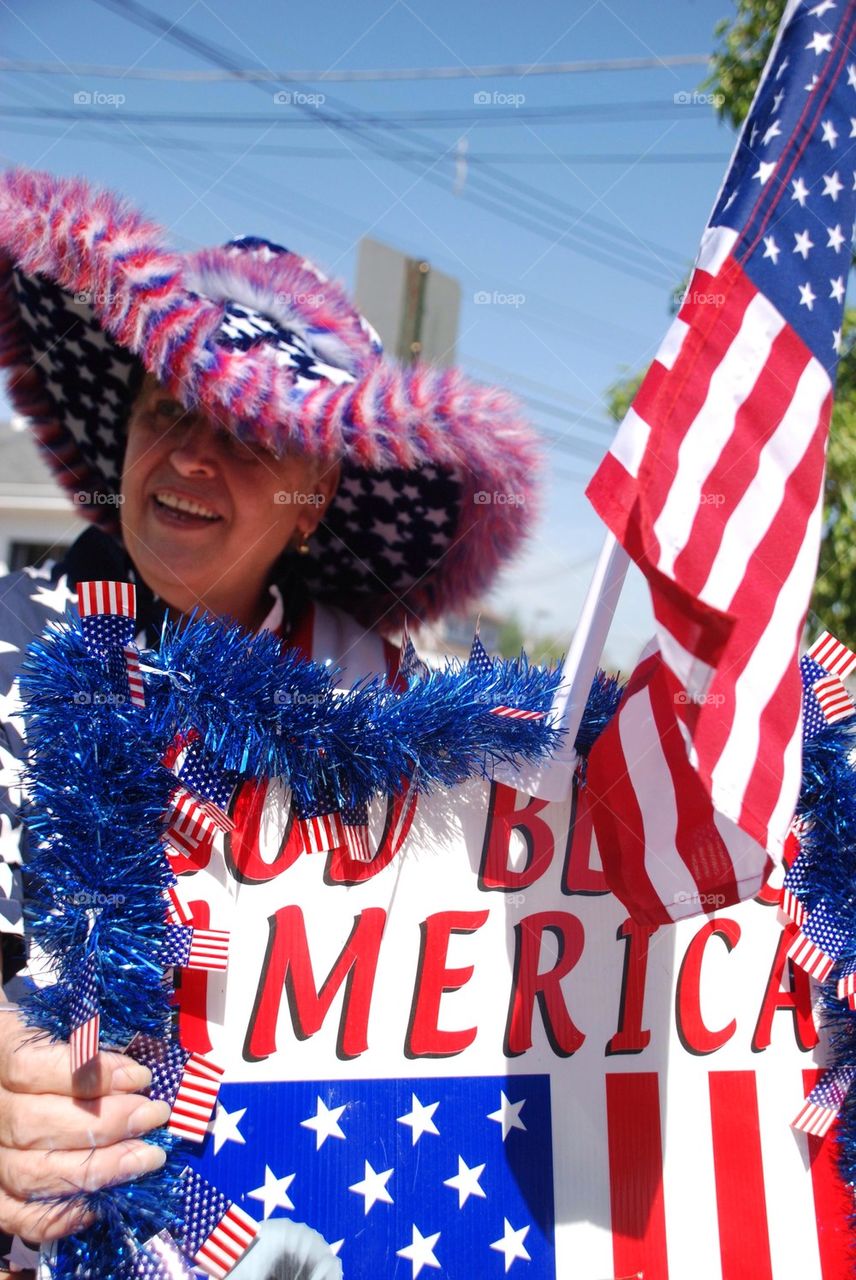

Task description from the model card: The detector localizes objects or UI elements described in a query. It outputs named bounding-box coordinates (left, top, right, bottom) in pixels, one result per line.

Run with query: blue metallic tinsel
left=16, top=609, right=620, bottom=1278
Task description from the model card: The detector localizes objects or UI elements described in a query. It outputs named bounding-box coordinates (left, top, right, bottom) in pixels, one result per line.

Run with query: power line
left=0, top=54, right=712, bottom=83
left=87, top=0, right=687, bottom=288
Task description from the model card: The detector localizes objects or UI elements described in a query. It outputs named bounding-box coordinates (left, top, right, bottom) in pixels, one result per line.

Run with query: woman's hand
left=0, top=1002, right=169, bottom=1244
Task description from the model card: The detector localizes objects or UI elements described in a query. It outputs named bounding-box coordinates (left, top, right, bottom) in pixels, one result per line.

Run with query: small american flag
left=807, top=630, right=856, bottom=679
left=69, top=949, right=100, bottom=1073
left=76, top=581, right=145, bottom=706
left=175, top=1168, right=258, bottom=1278
left=811, top=673, right=855, bottom=723
left=780, top=826, right=809, bottom=928
left=585, top=2, right=856, bottom=924
left=163, top=924, right=230, bottom=973
left=165, top=885, right=193, bottom=926
left=164, top=789, right=218, bottom=859
left=399, top=625, right=429, bottom=685
left=175, top=740, right=235, bottom=833
left=468, top=634, right=544, bottom=722
left=117, top=1230, right=195, bottom=1279
left=791, top=1066, right=856, bottom=1137
left=341, top=798, right=372, bottom=863
left=292, top=775, right=346, bottom=855
left=786, top=900, right=845, bottom=980
left=836, top=954, right=856, bottom=1003
left=126, top=1035, right=224, bottom=1144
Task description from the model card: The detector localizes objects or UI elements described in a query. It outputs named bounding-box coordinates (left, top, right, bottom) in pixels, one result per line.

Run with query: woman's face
left=119, top=376, right=339, bottom=629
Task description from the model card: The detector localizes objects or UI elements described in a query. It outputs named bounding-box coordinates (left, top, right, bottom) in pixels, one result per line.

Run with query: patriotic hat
left=0, top=167, right=540, bottom=630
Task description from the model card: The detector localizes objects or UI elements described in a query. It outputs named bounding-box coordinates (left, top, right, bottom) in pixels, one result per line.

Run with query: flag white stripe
left=759, top=1071, right=824, bottom=1280
left=661, top=1071, right=723, bottom=1280
left=694, top=225, right=739, bottom=275
left=656, top=314, right=691, bottom=372
left=710, top=484, right=824, bottom=830
left=610, top=405, right=651, bottom=481
left=617, top=686, right=700, bottom=915
left=654, top=294, right=786, bottom=579
left=700, top=357, right=830, bottom=607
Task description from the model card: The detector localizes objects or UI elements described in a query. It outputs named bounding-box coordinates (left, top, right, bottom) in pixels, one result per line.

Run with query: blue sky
left=0, top=0, right=740, bottom=666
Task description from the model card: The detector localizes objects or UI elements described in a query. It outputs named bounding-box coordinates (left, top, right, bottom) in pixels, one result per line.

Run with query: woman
left=0, top=166, right=540, bottom=1274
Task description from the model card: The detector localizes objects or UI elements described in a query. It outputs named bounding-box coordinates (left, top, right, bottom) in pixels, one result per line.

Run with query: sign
left=176, top=775, right=838, bottom=1279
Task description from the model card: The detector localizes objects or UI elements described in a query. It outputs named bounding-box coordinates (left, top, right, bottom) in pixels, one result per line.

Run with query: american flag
left=175, top=740, right=236, bottom=833
left=163, top=923, right=230, bottom=973
left=341, top=798, right=372, bottom=862
left=292, top=774, right=346, bottom=855
left=164, top=788, right=218, bottom=859
left=175, top=1168, right=258, bottom=1278
left=781, top=825, right=809, bottom=927
left=811, top=673, right=855, bottom=722
left=786, top=899, right=846, bottom=979
left=400, top=625, right=430, bottom=685
left=468, top=633, right=543, bottom=722
left=126, top=1034, right=224, bottom=1144
left=76, top=580, right=143, bottom=705
left=835, top=953, right=856, bottom=1003
left=184, top=1075, right=555, bottom=1277
left=68, top=948, right=100, bottom=1073
left=585, top=1, right=856, bottom=925
left=807, top=629, right=856, bottom=678
left=116, top=1230, right=195, bottom=1279
left=791, top=1065, right=856, bottom=1136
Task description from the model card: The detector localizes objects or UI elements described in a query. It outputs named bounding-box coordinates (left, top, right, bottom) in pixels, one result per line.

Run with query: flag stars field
left=209, top=1103, right=246, bottom=1155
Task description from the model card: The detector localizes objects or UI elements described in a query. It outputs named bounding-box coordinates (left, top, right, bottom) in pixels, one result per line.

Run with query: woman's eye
left=155, top=398, right=185, bottom=418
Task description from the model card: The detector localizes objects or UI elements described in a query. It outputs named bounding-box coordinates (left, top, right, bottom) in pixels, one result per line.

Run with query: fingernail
left=126, top=1098, right=171, bottom=1137
left=112, top=1061, right=153, bottom=1092
left=118, top=1142, right=168, bottom=1180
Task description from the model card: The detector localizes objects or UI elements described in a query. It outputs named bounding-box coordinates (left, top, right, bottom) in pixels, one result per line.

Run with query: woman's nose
left=168, top=419, right=218, bottom=476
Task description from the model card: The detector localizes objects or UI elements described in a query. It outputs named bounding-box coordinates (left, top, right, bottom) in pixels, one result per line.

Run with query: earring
left=295, top=533, right=311, bottom=555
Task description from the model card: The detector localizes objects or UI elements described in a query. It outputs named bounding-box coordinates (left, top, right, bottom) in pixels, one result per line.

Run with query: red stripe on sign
left=803, top=1068, right=854, bottom=1278
left=605, top=1072, right=669, bottom=1280
left=709, top=1070, right=773, bottom=1280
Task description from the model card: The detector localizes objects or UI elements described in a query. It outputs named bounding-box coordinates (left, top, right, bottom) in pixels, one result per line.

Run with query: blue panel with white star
left=186, top=1076, right=555, bottom=1277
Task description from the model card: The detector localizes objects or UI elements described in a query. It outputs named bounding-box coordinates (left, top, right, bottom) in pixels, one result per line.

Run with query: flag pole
left=494, top=529, right=630, bottom=802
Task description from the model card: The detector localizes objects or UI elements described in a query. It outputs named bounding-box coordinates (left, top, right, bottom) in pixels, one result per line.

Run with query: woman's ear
left=304, top=457, right=341, bottom=535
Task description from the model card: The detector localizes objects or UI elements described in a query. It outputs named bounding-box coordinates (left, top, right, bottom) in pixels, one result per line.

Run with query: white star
left=806, top=73, right=820, bottom=91
left=0, top=818, right=24, bottom=867
left=396, top=1225, right=441, bottom=1277
left=791, top=176, right=810, bottom=206
left=762, top=234, right=781, bottom=264
left=833, top=327, right=843, bottom=352
left=828, top=223, right=846, bottom=251
left=443, top=1155, right=486, bottom=1208
left=809, top=0, right=836, bottom=14
left=29, top=578, right=76, bottom=615
left=487, top=1091, right=527, bottom=1140
left=349, top=1160, right=394, bottom=1214
left=0, top=642, right=19, bottom=656
left=300, top=1096, right=347, bottom=1149
left=773, top=88, right=785, bottom=112
left=822, top=118, right=839, bottom=146
left=793, top=229, right=815, bottom=258
left=823, top=170, right=844, bottom=200
left=849, top=63, right=856, bottom=89
left=0, top=743, right=23, bottom=808
left=398, top=1093, right=440, bottom=1144
left=753, top=160, right=777, bottom=185
left=0, top=681, right=24, bottom=739
left=776, top=57, right=790, bottom=80
left=799, top=281, right=818, bottom=310
left=830, top=275, right=846, bottom=302
left=329, top=1240, right=344, bottom=1257
left=749, top=123, right=760, bottom=146
left=246, top=1165, right=296, bottom=1219
left=490, top=1219, right=531, bottom=1272
left=762, top=118, right=782, bottom=145
left=806, top=30, right=834, bottom=55
left=209, top=1103, right=246, bottom=1155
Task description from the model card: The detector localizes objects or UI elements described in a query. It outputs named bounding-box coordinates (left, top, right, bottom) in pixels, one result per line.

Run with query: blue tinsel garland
left=15, top=606, right=622, bottom=1278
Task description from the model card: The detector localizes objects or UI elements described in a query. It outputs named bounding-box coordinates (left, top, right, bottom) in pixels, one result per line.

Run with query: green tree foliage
left=606, top=0, right=856, bottom=645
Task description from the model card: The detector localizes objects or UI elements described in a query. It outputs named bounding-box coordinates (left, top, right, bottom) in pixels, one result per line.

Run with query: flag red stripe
left=605, top=1072, right=669, bottom=1280
left=709, top=1070, right=773, bottom=1280
left=803, top=1068, right=854, bottom=1279
left=672, top=323, right=811, bottom=596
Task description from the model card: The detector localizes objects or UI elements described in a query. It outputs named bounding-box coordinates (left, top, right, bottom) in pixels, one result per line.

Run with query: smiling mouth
left=152, top=491, right=222, bottom=523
